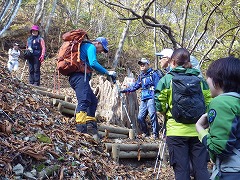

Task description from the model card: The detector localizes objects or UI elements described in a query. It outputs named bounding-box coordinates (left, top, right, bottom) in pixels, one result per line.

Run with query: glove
left=108, top=71, right=116, bottom=76
left=107, top=71, right=117, bottom=84
left=120, top=89, right=127, bottom=93
left=39, top=55, right=44, bottom=63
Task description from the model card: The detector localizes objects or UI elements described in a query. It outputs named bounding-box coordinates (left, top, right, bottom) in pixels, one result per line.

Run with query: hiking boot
left=76, top=124, right=87, bottom=133
left=86, top=121, right=98, bottom=135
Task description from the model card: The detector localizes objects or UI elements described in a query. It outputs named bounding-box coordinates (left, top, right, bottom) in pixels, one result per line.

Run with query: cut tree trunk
left=95, top=76, right=139, bottom=134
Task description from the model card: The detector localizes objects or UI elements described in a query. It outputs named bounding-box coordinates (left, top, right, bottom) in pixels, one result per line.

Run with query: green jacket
left=155, top=66, right=211, bottom=136
left=198, top=93, right=240, bottom=162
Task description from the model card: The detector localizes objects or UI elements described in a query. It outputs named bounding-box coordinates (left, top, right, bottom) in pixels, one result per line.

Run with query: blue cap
left=96, top=37, right=108, bottom=53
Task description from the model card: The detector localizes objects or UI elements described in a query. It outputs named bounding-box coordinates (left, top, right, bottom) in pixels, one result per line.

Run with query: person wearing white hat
left=156, top=48, right=173, bottom=73
left=7, top=43, right=20, bottom=74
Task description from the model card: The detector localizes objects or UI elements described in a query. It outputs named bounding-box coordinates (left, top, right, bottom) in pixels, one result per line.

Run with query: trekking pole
left=154, top=128, right=165, bottom=171
left=20, top=59, right=27, bottom=81
left=0, top=109, right=15, bottom=123
left=154, top=128, right=166, bottom=180
left=116, top=83, right=134, bottom=130
left=156, top=135, right=166, bottom=180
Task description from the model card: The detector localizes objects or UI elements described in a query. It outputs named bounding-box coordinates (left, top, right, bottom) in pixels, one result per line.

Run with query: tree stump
left=94, top=76, right=139, bottom=134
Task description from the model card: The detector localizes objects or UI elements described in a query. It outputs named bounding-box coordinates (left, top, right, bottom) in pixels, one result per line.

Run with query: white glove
left=108, top=71, right=116, bottom=76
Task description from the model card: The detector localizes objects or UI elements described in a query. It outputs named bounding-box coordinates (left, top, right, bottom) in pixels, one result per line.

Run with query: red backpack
left=57, top=29, right=92, bottom=76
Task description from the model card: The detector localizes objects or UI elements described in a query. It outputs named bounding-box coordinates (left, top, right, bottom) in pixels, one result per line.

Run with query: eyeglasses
left=160, top=56, right=167, bottom=60
left=139, top=63, right=147, bottom=67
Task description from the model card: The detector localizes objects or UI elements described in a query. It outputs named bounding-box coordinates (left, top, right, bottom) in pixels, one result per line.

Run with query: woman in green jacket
left=155, top=48, right=211, bottom=180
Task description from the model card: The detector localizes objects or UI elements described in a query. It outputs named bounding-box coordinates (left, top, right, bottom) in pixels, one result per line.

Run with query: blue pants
left=28, top=55, right=41, bottom=86
left=137, top=98, right=159, bottom=136
left=166, top=136, right=210, bottom=180
left=69, top=72, right=98, bottom=117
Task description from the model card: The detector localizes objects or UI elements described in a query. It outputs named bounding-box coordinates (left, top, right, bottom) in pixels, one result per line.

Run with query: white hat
left=155, top=48, right=173, bottom=58
left=138, top=58, right=150, bottom=65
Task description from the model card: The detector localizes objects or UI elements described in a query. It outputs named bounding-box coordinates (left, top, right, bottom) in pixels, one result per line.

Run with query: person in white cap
left=155, top=48, right=173, bottom=73
left=7, top=43, right=20, bottom=75
left=120, top=58, right=161, bottom=139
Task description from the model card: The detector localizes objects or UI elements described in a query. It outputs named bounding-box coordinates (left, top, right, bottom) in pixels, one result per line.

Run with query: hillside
left=0, top=52, right=174, bottom=179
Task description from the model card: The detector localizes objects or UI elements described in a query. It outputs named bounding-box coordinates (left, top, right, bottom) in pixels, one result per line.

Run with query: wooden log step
left=34, top=89, right=71, bottom=101
left=118, top=150, right=158, bottom=159
left=105, top=143, right=159, bottom=152
left=98, top=131, right=128, bottom=139
left=98, top=124, right=130, bottom=135
left=52, top=99, right=76, bottom=110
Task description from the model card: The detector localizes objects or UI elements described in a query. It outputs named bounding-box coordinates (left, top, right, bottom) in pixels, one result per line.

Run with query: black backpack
left=170, top=72, right=206, bottom=124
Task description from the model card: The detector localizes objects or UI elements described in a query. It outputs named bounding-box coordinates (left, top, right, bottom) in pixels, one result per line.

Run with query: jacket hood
left=171, top=66, right=200, bottom=76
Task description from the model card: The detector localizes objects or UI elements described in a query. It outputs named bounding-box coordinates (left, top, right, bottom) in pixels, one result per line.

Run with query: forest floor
left=0, top=52, right=175, bottom=179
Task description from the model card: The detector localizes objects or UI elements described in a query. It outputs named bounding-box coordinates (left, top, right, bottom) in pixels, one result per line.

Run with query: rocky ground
left=0, top=53, right=175, bottom=179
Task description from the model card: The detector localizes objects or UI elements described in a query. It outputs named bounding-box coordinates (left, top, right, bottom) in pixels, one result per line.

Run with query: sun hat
left=138, top=58, right=150, bottom=65
left=155, top=48, right=173, bottom=59
left=30, top=25, right=39, bottom=32
left=95, top=37, right=108, bottom=53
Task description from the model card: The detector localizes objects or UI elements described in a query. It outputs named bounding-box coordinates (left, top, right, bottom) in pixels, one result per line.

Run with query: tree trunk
left=95, top=76, right=139, bottom=132
left=113, top=20, right=131, bottom=68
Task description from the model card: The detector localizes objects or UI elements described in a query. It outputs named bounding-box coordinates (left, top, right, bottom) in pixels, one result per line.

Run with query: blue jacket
left=80, top=42, right=108, bottom=74
left=122, top=68, right=161, bottom=100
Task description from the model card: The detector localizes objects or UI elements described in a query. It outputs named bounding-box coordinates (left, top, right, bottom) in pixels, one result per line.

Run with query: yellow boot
left=75, top=111, right=87, bottom=133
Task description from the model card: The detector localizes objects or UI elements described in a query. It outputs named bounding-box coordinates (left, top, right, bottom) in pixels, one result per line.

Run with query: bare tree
left=0, top=0, right=22, bottom=38
left=33, top=0, right=47, bottom=25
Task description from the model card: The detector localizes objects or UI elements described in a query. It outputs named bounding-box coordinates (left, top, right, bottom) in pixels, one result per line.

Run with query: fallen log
left=105, top=143, right=159, bottom=152
left=98, top=124, right=130, bottom=135
left=52, top=99, right=76, bottom=110
left=34, top=89, right=71, bottom=102
left=98, top=131, right=128, bottom=139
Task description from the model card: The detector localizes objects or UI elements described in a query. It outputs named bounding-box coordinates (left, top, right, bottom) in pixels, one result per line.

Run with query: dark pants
left=28, top=55, right=41, bottom=86
left=69, top=72, right=98, bottom=116
left=137, top=98, right=159, bottom=136
left=166, top=136, right=210, bottom=180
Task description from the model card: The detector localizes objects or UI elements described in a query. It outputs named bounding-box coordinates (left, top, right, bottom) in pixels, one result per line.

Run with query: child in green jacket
left=196, top=57, right=240, bottom=180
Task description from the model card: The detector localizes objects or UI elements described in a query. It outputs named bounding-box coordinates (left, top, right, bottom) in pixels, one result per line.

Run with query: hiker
left=196, top=57, right=240, bottom=180
left=155, top=48, right=173, bottom=73
left=26, top=25, right=46, bottom=86
left=120, top=58, right=161, bottom=139
left=190, top=55, right=203, bottom=77
left=155, top=48, right=211, bottom=180
left=7, top=43, right=20, bottom=74
left=69, top=37, right=116, bottom=136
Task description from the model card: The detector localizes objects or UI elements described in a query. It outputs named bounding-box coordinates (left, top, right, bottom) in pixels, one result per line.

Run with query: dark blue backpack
left=170, top=72, right=206, bottom=124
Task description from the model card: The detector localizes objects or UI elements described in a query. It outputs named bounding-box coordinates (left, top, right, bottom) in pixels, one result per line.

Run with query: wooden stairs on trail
left=28, top=78, right=163, bottom=163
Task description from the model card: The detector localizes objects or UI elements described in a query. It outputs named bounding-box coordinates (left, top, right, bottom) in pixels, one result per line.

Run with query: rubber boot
left=86, top=116, right=100, bottom=141
left=75, top=111, right=87, bottom=133
left=76, top=124, right=87, bottom=133
left=86, top=116, right=98, bottom=135
left=75, top=111, right=87, bottom=124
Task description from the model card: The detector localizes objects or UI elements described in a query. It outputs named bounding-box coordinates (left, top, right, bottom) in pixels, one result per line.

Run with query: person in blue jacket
left=120, top=58, right=161, bottom=139
left=69, top=37, right=116, bottom=136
